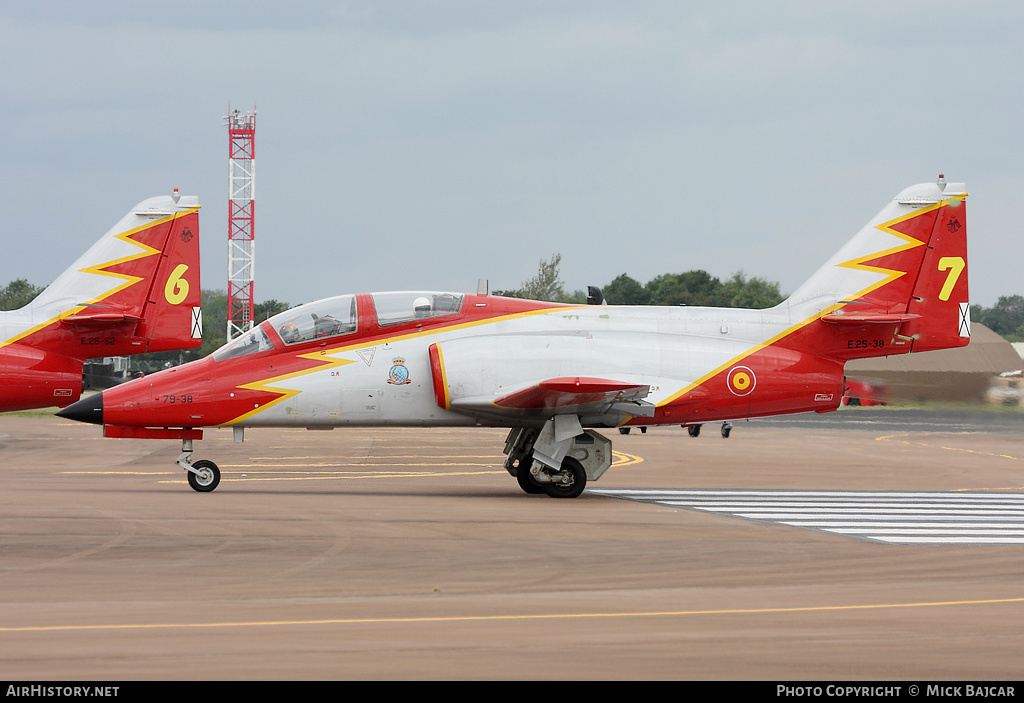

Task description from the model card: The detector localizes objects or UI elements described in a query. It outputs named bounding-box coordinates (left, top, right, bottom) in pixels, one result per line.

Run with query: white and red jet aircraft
left=1, top=193, right=202, bottom=412
left=59, top=178, right=969, bottom=497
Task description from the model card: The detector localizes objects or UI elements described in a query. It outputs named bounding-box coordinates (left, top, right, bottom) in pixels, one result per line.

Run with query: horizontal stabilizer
left=61, top=306, right=143, bottom=325
left=820, top=313, right=922, bottom=324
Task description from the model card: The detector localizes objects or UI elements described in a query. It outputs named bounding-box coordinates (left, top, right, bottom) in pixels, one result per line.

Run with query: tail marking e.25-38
left=58, top=178, right=967, bottom=496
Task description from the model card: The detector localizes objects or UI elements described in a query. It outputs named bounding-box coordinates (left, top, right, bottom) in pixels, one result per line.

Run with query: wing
left=446, top=377, right=654, bottom=422
left=489, top=376, right=650, bottom=412
left=429, top=336, right=655, bottom=422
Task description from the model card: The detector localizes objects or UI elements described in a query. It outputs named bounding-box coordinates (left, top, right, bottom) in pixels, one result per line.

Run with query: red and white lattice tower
left=225, top=107, right=256, bottom=341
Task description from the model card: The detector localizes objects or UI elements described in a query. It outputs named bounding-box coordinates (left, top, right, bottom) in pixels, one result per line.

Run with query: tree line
left=971, top=297, right=1024, bottom=342
left=495, top=254, right=785, bottom=309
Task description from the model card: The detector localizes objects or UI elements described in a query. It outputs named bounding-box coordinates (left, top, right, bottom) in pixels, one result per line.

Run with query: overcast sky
left=2, top=1, right=1022, bottom=309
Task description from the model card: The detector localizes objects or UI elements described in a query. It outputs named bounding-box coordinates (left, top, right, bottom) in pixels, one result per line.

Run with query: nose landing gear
left=176, top=438, right=221, bottom=492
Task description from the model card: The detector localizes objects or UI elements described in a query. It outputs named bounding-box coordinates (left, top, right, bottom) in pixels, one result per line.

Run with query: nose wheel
left=186, top=459, right=221, bottom=492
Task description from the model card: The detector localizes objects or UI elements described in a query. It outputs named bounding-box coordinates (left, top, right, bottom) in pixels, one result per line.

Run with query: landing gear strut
left=176, top=439, right=221, bottom=493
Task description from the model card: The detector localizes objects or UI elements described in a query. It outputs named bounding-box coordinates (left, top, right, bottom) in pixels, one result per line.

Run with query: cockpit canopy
left=371, top=291, right=463, bottom=326
left=210, top=292, right=466, bottom=361
left=211, top=326, right=275, bottom=361
left=271, top=295, right=357, bottom=345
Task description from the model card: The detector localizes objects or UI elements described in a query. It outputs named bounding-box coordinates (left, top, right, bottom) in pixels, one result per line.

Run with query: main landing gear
left=177, top=439, right=221, bottom=492
left=686, top=422, right=733, bottom=438
left=503, top=422, right=613, bottom=499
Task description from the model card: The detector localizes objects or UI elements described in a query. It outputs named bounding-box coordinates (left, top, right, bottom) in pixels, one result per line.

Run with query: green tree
left=492, top=257, right=786, bottom=310
left=719, top=271, right=784, bottom=309
left=603, top=274, right=650, bottom=305
left=133, top=289, right=228, bottom=371
left=495, top=254, right=576, bottom=302
left=599, top=270, right=784, bottom=309
left=521, top=254, right=566, bottom=302
left=0, top=279, right=44, bottom=310
left=195, top=289, right=229, bottom=357
left=972, top=295, right=1024, bottom=341
left=645, top=270, right=722, bottom=306
left=255, top=299, right=291, bottom=322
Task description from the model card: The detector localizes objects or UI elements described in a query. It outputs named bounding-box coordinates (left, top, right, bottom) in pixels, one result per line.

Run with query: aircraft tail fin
left=784, top=177, right=969, bottom=357
left=29, top=193, right=202, bottom=354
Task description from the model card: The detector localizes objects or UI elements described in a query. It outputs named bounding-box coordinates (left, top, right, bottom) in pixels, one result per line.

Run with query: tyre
left=545, top=456, right=587, bottom=499
left=187, top=459, right=221, bottom=492
left=515, top=456, right=545, bottom=494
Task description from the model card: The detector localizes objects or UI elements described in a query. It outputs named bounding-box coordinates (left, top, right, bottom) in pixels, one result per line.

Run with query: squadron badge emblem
left=387, top=357, right=411, bottom=385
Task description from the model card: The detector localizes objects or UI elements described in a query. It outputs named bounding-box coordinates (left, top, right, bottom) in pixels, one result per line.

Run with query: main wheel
left=515, top=456, right=545, bottom=494
left=187, top=459, right=221, bottom=492
left=688, top=424, right=702, bottom=438
left=545, top=456, right=587, bottom=499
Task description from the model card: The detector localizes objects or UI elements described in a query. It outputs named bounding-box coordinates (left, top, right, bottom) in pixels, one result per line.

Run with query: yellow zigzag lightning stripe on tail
left=0, top=209, right=197, bottom=351
left=832, top=201, right=938, bottom=299
left=76, top=208, right=199, bottom=309
left=656, top=197, right=961, bottom=409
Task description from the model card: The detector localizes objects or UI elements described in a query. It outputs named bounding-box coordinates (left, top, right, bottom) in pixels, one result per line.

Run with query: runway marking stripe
left=829, top=529, right=1024, bottom=536
left=3, top=596, right=1023, bottom=633
left=729, top=509, right=1024, bottom=516
left=872, top=537, right=1024, bottom=544
left=670, top=501, right=1024, bottom=509
left=593, top=489, right=1024, bottom=501
left=590, top=488, right=1024, bottom=545
left=784, top=521, right=1024, bottom=528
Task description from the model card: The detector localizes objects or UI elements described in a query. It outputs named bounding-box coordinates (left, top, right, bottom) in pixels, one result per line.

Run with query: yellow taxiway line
left=3, top=596, right=1022, bottom=633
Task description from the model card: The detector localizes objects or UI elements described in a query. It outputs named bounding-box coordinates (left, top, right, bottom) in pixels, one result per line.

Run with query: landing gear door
left=568, top=430, right=613, bottom=482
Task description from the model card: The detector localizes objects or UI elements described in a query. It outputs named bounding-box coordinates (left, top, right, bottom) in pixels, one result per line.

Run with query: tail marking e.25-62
left=0, top=193, right=201, bottom=412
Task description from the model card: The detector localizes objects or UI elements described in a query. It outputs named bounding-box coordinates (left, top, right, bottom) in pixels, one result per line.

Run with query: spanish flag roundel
left=727, top=366, right=756, bottom=397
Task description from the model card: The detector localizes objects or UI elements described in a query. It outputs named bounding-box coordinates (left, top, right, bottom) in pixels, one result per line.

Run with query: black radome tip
left=56, top=392, right=103, bottom=425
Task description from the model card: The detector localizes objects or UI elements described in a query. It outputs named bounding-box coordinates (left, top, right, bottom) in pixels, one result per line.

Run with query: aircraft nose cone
left=56, top=392, right=103, bottom=425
